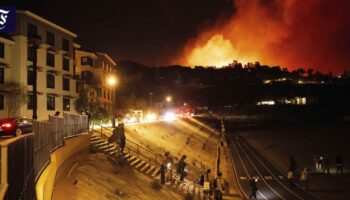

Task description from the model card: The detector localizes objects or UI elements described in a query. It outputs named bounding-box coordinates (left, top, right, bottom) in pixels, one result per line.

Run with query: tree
left=307, top=68, right=314, bottom=78
left=74, top=85, right=109, bottom=120
left=0, top=82, right=26, bottom=117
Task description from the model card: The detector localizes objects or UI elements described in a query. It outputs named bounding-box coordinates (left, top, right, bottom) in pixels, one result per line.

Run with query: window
left=47, top=96, right=55, bottom=110
left=0, top=68, right=4, bottom=84
left=46, top=52, right=55, bottom=67
left=62, top=38, right=69, bottom=51
left=27, top=94, right=34, bottom=110
left=81, top=56, right=93, bottom=66
left=62, top=57, right=69, bottom=71
left=47, top=73, right=55, bottom=88
left=63, top=98, right=70, bottom=111
left=27, top=46, right=36, bottom=61
left=63, top=77, right=70, bottom=91
left=27, top=23, right=37, bottom=36
left=0, top=42, right=4, bottom=58
left=0, top=94, right=4, bottom=110
left=27, top=70, right=34, bottom=85
left=46, top=31, right=55, bottom=46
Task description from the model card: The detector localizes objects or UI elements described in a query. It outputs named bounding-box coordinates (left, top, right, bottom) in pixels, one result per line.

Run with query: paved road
left=227, top=133, right=323, bottom=200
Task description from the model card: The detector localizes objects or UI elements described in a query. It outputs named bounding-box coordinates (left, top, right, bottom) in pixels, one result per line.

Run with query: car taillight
left=1, top=123, right=13, bottom=128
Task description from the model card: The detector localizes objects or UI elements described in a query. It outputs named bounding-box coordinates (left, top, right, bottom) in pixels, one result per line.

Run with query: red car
left=0, top=117, right=33, bottom=137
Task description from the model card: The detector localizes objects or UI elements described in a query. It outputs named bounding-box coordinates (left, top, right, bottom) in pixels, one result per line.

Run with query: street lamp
left=106, top=75, right=118, bottom=127
left=28, top=34, right=42, bottom=120
left=166, top=96, right=172, bottom=102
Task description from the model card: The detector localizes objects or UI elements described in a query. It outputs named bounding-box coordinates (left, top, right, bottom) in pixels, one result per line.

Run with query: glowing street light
left=106, top=75, right=117, bottom=86
left=106, top=74, right=118, bottom=127
left=166, top=96, right=172, bottom=102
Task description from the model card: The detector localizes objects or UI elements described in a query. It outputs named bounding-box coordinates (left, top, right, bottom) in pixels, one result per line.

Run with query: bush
left=184, top=194, right=193, bottom=200
left=150, top=180, right=162, bottom=191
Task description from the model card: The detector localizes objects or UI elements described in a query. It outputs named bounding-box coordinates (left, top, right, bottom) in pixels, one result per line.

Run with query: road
left=227, top=133, right=323, bottom=200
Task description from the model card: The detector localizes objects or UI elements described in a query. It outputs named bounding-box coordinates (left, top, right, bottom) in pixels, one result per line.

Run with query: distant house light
left=257, top=100, right=275, bottom=105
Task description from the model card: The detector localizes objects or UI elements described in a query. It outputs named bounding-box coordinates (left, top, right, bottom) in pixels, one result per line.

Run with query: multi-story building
left=75, top=49, right=116, bottom=113
left=0, top=10, right=79, bottom=119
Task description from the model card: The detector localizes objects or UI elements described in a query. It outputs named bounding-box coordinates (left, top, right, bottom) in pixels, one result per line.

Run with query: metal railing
left=34, top=114, right=88, bottom=180
left=90, top=122, right=202, bottom=183
left=5, top=134, right=35, bottom=200
left=64, top=113, right=89, bottom=138
left=91, top=122, right=161, bottom=168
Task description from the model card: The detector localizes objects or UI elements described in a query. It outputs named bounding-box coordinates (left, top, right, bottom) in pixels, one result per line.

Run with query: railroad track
left=227, top=134, right=323, bottom=200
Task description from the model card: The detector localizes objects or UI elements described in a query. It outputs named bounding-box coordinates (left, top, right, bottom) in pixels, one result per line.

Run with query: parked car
left=0, top=117, right=33, bottom=137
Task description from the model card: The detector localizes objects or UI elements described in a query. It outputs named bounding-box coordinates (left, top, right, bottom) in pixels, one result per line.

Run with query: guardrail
left=90, top=122, right=202, bottom=183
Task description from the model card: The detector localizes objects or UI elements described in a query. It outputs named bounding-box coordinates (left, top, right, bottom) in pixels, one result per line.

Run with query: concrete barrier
left=35, top=134, right=90, bottom=200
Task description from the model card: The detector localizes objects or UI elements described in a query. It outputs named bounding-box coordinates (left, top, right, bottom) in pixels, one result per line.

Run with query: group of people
left=160, top=153, right=188, bottom=185
left=110, top=123, right=126, bottom=153
left=287, top=156, right=310, bottom=191
left=313, top=153, right=344, bottom=174
left=287, top=154, right=345, bottom=192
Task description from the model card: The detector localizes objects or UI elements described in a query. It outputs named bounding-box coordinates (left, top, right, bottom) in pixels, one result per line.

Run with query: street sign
left=204, top=181, right=210, bottom=190
left=87, top=88, right=97, bottom=103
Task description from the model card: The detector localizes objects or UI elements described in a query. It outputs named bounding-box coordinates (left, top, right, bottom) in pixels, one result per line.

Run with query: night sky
left=6, top=0, right=232, bottom=66
left=3, top=0, right=350, bottom=73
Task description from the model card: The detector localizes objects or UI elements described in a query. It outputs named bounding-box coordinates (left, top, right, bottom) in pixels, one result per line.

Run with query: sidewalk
left=52, top=153, right=182, bottom=200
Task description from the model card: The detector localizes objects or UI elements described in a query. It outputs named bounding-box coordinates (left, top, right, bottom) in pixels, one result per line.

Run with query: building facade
left=74, top=49, right=116, bottom=114
left=0, top=11, right=79, bottom=119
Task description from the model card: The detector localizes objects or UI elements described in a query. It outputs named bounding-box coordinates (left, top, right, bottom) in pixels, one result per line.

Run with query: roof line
left=76, top=49, right=98, bottom=59
left=16, top=10, right=77, bottom=38
left=96, top=52, right=117, bottom=66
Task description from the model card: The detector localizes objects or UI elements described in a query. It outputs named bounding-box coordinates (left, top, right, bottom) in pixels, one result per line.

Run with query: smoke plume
left=174, top=0, right=350, bottom=74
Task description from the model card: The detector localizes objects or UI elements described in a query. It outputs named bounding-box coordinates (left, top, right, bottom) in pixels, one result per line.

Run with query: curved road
left=227, top=133, right=323, bottom=200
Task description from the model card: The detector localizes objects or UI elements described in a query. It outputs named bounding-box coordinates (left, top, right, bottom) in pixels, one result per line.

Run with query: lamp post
left=28, top=34, right=42, bottom=120
left=106, top=75, right=117, bottom=127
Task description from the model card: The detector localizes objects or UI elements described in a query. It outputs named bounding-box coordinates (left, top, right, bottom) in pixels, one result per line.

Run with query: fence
left=0, top=113, right=89, bottom=200
left=34, top=113, right=88, bottom=180
left=34, top=121, right=51, bottom=181
left=64, top=113, right=89, bottom=138
left=91, top=122, right=202, bottom=183
left=4, top=134, right=35, bottom=200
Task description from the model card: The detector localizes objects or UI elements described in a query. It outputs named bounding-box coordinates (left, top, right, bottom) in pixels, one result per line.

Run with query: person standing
left=324, top=157, right=331, bottom=174
left=300, top=167, right=310, bottom=191
left=160, top=162, right=166, bottom=185
left=336, top=154, right=344, bottom=174
left=249, top=178, right=258, bottom=199
left=318, top=155, right=324, bottom=173
left=177, top=155, right=187, bottom=181
left=287, top=170, right=295, bottom=189
left=313, top=153, right=320, bottom=172
left=163, top=151, right=174, bottom=183
left=289, top=156, right=298, bottom=173
left=118, top=123, right=126, bottom=153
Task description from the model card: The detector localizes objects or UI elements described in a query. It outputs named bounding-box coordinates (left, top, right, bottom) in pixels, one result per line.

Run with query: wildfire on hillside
left=174, top=0, right=350, bottom=74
